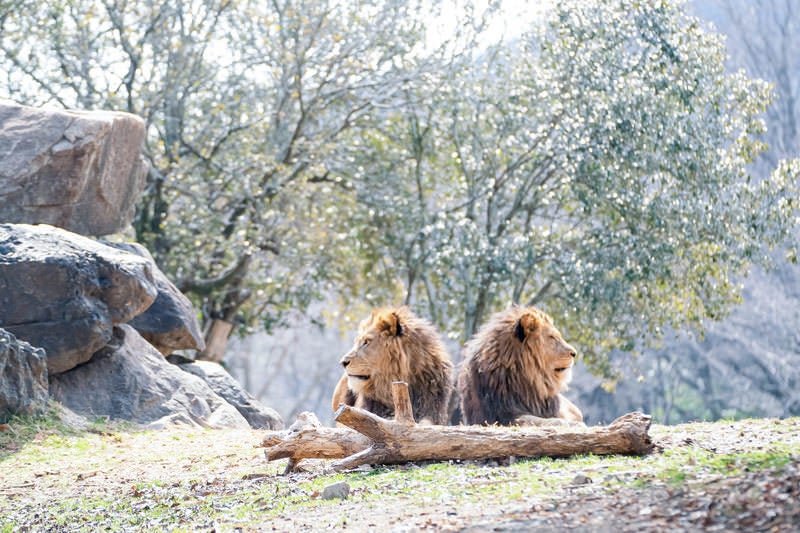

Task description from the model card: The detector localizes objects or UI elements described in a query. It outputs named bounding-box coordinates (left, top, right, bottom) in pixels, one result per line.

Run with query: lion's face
left=339, top=309, right=406, bottom=395
left=515, top=310, right=577, bottom=388
left=335, top=306, right=453, bottom=424
left=458, top=305, right=580, bottom=425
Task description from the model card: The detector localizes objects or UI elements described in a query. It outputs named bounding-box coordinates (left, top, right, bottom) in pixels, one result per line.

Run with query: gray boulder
left=175, top=359, right=283, bottom=429
left=0, top=223, right=157, bottom=374
left=50, top=325, right=250, bottom=429
left=0, top=100, right=148, bottom=236
left=106, top=242, right=205, bottom=355
left=321, top=481, right=351, bottom=500
left=0, top=328, right=48, bottom=422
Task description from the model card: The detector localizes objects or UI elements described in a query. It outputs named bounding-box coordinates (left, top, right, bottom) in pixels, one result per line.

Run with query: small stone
left=572, top=473, right=592, bottom=485
left=321, top=481, right=350, bottom=500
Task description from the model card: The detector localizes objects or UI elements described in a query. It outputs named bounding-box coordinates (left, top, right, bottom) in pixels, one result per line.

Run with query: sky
left=431, top=0, right=551, bottom=48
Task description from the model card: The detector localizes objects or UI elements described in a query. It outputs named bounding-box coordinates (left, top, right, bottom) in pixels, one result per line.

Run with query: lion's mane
left=332, top=306, right=453, bottom=425
left=456, top=306, right=580, bottom=425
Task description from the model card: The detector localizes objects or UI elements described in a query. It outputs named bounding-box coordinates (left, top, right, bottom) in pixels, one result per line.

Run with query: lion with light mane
left=456, top=305, right=583, bottom=426
left=332, top=306, right=453, bottom=425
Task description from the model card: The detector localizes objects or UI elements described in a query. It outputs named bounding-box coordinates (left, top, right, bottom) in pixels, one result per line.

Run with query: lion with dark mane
left=332, top=306, right=453, bottom=425
left=456, top=306, right=582, bottom=426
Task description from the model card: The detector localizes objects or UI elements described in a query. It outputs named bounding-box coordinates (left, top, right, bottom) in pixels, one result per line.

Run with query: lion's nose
left=341, top=359, right=350, bottom=368
left=570, top=349, right=577, bottom=358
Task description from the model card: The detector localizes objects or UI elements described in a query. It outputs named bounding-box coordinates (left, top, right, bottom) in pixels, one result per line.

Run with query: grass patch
left=0, top=404, right=78, bottom=459
left=623, top=437, right=798, bottom=489
left=0, top=402, right=135, bottom=461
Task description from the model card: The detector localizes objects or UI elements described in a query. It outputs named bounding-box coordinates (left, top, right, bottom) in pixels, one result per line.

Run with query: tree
left=583, top=0, right=800, bottom=424
left=709, top=0, right=799, bottom=171
left=1, top=0, right=796, bottom=391
left=593, top=0, right=800, bottom=424
left=0, top=0, right=435, bottom=357
left=343, top=0, right=799, bottom=379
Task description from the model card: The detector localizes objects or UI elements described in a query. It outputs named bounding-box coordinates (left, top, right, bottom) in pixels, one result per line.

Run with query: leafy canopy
left=333, top=0, right=799, bottom=376
left=0, top=0, right=796, bottom=376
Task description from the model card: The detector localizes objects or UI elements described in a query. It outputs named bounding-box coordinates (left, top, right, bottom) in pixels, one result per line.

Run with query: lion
left=456, top=306, right=583, bottom=426
left=331, top=306, right=453, bottom=425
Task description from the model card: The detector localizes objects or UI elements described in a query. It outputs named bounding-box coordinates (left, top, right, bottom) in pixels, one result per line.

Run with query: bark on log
left=260, top=382, right=654, bottom=472
left=331, top=407, right=653, bottom=471
left=261, top=412, right=372, bottom=471
left=391, top=381, right=415, bottom=425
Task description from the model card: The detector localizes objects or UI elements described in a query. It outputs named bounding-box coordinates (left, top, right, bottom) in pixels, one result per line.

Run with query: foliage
left=0, top=0, right=797, bottom=377
left=0, top=0, right=432, bottom=335
left=569, top=0, right=800, bottom=424
left=338, top=0, right=800, bottom=376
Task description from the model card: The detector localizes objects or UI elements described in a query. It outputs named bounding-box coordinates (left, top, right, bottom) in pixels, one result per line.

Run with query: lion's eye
left=361, top=339, right=370, bottom=347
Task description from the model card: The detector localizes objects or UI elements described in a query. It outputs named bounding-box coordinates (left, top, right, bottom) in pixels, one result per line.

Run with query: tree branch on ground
left=261, top=382, right=654, bottom=473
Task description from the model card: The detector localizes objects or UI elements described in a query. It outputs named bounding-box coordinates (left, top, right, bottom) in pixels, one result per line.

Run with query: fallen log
left=261, top=382, right=653, bottom=472
left=261, top=412, right=372, bottom=473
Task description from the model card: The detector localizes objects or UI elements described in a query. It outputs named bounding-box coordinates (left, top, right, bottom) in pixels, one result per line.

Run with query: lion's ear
left=514, top=313, right=538, bottom=341
left=376, top=311, right=403, bottom=337
left=514, top=319, right=526, bottom=341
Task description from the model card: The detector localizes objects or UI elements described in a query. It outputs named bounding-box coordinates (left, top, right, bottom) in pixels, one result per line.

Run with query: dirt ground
left=1, top=416, right=798, bottom=532
left=264, top=417, right=800, bottom=532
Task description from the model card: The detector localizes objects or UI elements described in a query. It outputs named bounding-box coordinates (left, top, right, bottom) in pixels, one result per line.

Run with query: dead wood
left=261, top=412, right=372, bottom=473
left=261, top=382, right=653, bottom=472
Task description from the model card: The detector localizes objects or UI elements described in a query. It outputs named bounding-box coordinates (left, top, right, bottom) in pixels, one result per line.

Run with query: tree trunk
left=261, top=382, right=654, bottom=472
left=198, top=319, right=234, bottom=362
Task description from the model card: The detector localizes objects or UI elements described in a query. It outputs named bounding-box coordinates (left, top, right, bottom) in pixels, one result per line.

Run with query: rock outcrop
left=0, top=100, right=148, bottom=236
left=107, top=242, right=205, bottom=355
left=0, top=328, right=48, bottom=422
left=175, top=359, right=283, bottom=429
left=0, top=103, right=283, bottom=430
left=49, top=325, right=250, bottom=429
left=0, top=223, right=157, bottom=374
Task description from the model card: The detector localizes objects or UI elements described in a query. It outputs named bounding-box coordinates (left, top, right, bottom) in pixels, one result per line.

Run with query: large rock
left=0, top=100, right=148, bottom=236
left=175, top=359, right=283, bottom=429
left=0, top=328, right=48, bottom=422
left=0, top=224, right=157, bottom=374
left=107, top=242, right=205, bottom=355
left=49, top=325, right=250, bottom=429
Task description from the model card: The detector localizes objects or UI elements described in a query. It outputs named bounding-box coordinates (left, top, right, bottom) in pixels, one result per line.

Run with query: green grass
left=0, top=404, right=77, bottom=457
left=1, top=402, right=133, bottom=461
left=655, top=446, right=796, bottom=488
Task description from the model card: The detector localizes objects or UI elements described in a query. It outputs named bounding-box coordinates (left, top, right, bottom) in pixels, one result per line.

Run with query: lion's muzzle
left=340, top=352, right=370, bottom=382
left=555, top=344, right=577, bottom=373
left=340, top=351, right=354, bottom=369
